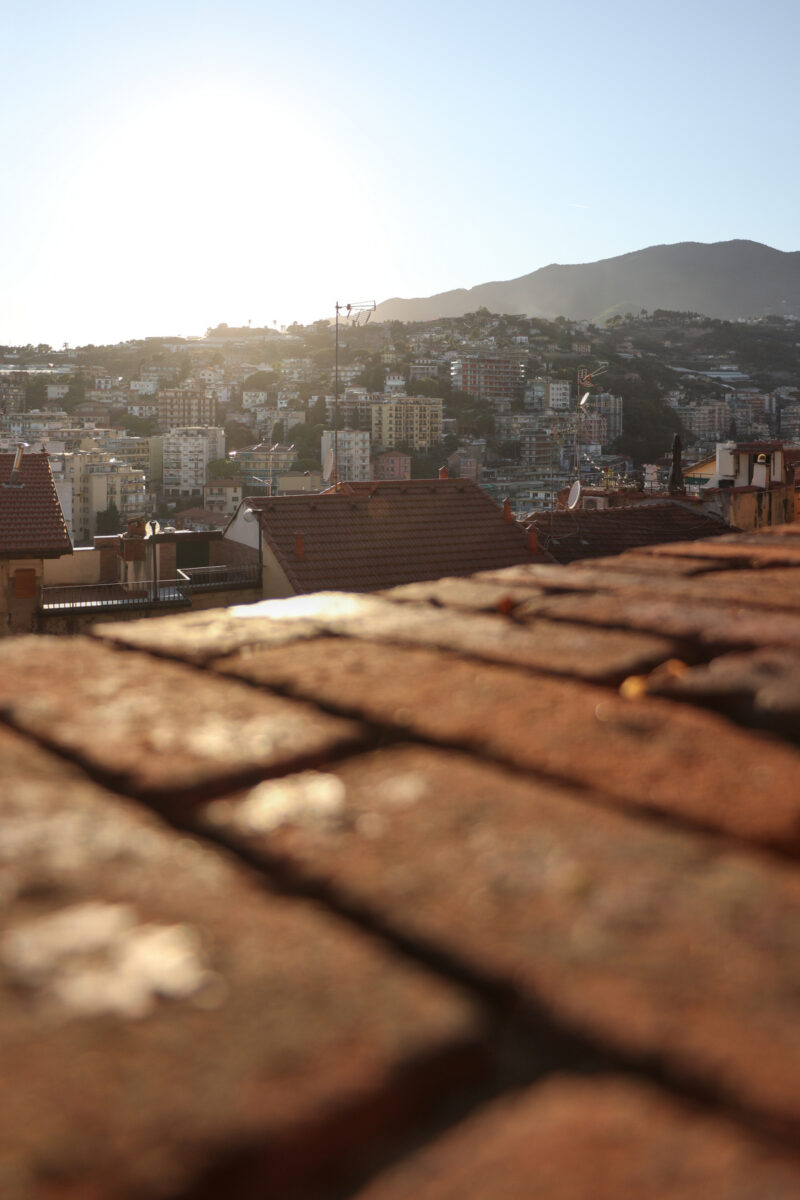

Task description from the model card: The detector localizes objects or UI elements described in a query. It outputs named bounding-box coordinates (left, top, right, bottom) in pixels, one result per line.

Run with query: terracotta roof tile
left=245, top=479, right=544, bottom=593
left=3, top=525, right=800, bottom=1194
left=527, top=502, right=730, bottom=564
left=0, top=451, right=72, bottom=558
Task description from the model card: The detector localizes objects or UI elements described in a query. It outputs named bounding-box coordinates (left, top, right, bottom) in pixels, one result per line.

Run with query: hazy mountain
left=374, top=241, right=800, bottom=324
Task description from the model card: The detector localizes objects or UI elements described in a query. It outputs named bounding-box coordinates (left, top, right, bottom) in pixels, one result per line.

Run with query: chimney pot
left=438, top=466, right=448, bottom=480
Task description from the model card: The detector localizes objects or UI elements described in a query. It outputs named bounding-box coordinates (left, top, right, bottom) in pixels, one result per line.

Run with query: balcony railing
left=176, top=564, right=260, bottom=590
left=40, top=565, right=259, bottom=611
left=40, top=580, right=190, bottom=611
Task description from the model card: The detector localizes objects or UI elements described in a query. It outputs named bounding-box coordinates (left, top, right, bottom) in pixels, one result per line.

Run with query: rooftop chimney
left=8, top=444, right=24, bottom=487
left=438, top=466, right=449, bottom=480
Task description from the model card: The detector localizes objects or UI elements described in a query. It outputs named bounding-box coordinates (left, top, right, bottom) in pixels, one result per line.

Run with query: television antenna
left=334, top=299, right=375, bottom=486
left=573, top=362, right=608, bottom=481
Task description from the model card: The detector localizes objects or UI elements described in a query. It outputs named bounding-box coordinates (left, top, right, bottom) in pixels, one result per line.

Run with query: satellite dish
left=323, top=447, right=335, bottom=481
left=567, top=480, right=582, bottom=509
left=242, top=506, right=258, bottom=523
left=579, top=392, right=590, bottom=407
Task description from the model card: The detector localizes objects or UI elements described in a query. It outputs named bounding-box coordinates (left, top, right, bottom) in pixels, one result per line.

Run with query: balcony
left=40, top=565, right=260, bottom=612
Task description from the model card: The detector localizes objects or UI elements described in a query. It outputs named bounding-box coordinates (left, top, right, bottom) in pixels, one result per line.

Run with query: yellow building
left=371, top=397, right=443, bottom=451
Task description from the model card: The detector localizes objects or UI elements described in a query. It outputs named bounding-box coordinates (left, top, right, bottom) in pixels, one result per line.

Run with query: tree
left=207, top=458, right=240, bottom=479
left=224, top=422, right=255, bottom=450
left=95, top=501, right=121, bottom=536
left=243, top=371, right=274, bottom=392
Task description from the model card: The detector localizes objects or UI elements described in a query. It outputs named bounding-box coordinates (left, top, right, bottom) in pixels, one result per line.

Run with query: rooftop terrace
left=2, top=524, right=800, bottom=1197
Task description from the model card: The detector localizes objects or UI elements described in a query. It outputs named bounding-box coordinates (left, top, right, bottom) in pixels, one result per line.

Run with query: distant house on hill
left=224, top=478, right=544, bottom=597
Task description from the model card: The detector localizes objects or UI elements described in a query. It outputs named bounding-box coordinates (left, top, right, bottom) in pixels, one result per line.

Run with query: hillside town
left=3, top=307, right=800, bottom=636
left=2, top=307, right=800, bottom=542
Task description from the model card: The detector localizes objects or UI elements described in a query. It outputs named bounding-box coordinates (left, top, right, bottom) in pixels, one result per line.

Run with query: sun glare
left=39, top=84, right=383, bottom=342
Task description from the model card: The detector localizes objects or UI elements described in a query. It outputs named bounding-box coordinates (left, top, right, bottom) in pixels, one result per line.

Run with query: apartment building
left=589, top=393, right=624, bottom=443
left=162, top=427, right=225, bottom=497
left=229, top=443, right=298, bottom=488
left=107, top=435, right=164, bottom=484
left=50, top=448, right=147, bottom=542
left=371, top=397, right=443, bottom=451
left=678, top=401, right=731, bottom=442
left=321, top=430, right=371, bottom=483
left=204, top=479, right=247, bottom=515
left=324, top=390, right=376, bottom=429
left=373, top=451, right=411, bottom=481
left=451, top=356, right=525, bottom=401
left=157, top=388, right=216, bottom=431
left=524, top=378, right=572, bottom=411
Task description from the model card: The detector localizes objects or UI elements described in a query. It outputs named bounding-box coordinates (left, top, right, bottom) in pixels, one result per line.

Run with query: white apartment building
left=130, top=379, right=159, bottom=395
left=321, top=429, right=372, bottom=482
left=126, top=402, right=158, bottom=420
left=162, top=426, right=225, bottom=497
left=589, top=393, right=624, bottom=443
left=46, top=382, right=70, bottom=402
left=547, top=380, right=572, bottom=411
left=243, top=390, right=270, bottom=410
left=524, top=378, right=572, bottom=411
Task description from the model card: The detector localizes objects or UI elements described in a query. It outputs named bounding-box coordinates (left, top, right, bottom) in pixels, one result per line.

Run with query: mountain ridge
left=374, top=240, right=800, bottom=324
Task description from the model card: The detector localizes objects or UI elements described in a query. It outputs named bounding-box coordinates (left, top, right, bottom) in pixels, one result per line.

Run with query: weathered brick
left=200, top=745, right=800, bottom=1133
left=646, top=648, right=800, bottom=741
left=0, top=761, right=485, bottom=1200
left=381, top=577, right=544, bottom=612
left=309, top=597, right=678, bottom=685
left=0, top=636, right=368, bottom=799
left=108, top=589, right=680, bottom=688
left=91, top=601, right=323, bottom=663
left=516, top=590, right=800, bottom=653
left=214, top=637, right=800, bottom=851
left=636, top=539, right=800, bottom=568
left=352, top=1075, right=800, bottom=1200
left=479, top=561, right=800, bottom=616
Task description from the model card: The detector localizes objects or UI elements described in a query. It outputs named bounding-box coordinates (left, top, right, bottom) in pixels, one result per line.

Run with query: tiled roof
left=0, top=451, right=72, bottom=558
left=2, top=526, right=800, bottom=1195
left=173, top=507, right=229, bottom=528
left=526, top=501, right=730, bottom=564
left=246, top=479, right=543, bottom=592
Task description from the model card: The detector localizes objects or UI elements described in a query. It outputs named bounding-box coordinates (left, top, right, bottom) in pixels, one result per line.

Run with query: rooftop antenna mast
left=334, top=300, right=375, bottom=487
left=573, top=361, right=608, bottom=488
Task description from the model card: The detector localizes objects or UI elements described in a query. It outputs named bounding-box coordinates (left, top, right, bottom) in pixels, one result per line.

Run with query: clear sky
left=2, top=0, right=798, bottom=347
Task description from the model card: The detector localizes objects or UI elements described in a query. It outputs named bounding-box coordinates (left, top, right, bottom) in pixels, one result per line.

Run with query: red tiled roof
left=245, top=479, right=543, bottom=593
left=0, top=451, right=72, bottom=558
left=526, top=502, right=730, bottom=564
left=174, top=508, right=229, bottom=528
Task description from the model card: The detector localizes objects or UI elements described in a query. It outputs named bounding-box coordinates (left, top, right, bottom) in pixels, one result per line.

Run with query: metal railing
left=40, top=580, right=190, bottom=610
left=176, top=564, right=260, bottom=590
left=40, top=566, right=260, bottom=611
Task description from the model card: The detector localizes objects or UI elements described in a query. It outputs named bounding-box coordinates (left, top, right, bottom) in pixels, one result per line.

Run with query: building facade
left=162, top=427, right=225, bottom=498
left=371, top=397, right=443, bottom=451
